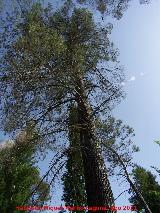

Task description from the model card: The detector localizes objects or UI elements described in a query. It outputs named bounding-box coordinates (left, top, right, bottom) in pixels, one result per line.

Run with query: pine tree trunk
left=76, top=78, right=116, bottom=212
left=61, top=105, right=87, bottom=212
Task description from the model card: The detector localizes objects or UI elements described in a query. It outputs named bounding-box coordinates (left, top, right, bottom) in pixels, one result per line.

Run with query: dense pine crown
left=0, top=3, right=124, bottom=143
left=0, top=3, right=123, bottom=211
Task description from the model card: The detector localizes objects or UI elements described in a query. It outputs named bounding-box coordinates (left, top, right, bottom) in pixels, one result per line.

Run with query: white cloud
left=140, top=72, right=146, bottom=76
left=128, top=76, right=136, bottom=82
left=123, top=73, right=145, bottom=86
left=121, top=82, right=126, bottom=86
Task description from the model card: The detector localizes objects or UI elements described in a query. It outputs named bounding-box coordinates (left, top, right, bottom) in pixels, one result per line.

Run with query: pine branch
left=22, top=151, right=66, bottom=205
left=114, top=189, right=130, bottom=201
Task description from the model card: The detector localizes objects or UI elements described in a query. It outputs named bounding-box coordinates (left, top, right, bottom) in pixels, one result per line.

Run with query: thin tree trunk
left=106, top=145, right=152, bottom=213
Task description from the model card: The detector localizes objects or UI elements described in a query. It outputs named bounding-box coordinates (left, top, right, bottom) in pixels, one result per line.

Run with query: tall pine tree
left=0, top=3, right=126, bottom=210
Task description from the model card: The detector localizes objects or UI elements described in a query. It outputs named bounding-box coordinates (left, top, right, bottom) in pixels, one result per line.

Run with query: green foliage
left=15, top=3, right=66, bottom=66
left=96, top=116, right=138, bottom=176
left=129, top=166, right=160, bottom=212
left=0, top=128, right=50, bottom=212
left=61, top=105, right=87, bottom=212
left=0, top=3, right=123, bottom=147
left=154, top=140, right=160, bottom=146
left=61, top=0, right=150, bottom=19
left=0, top=0, right=42, bottom=15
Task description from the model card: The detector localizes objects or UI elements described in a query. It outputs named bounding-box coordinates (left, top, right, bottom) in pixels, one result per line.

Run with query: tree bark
left=76, top=77, right=116, bottom=212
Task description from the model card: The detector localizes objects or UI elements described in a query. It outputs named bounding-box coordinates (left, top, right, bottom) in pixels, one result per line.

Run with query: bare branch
left=34, top=97, right=75, bottom=125
left=91, top=92, right=116, bottom=117
left=114, top=189, right=130, bottom=201
left=102, top=142, right=152, bottom=213
left=21, top=151, right=66, bottom=205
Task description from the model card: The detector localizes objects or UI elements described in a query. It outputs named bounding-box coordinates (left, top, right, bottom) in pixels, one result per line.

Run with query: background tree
left=129, top=166, right=160, bottom=213
left=0, top=125, right=50, bottom=213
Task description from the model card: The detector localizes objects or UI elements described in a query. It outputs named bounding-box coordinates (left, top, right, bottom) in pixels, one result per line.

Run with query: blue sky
left=111, top=0, right=160, bottom=171
left=109, top=0, right=160, bottom=211
left=1, top=0, right=160, bottom=212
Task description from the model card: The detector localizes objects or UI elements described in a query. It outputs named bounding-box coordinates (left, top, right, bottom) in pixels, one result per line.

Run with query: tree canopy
left=0, top=2, right=124, bottom=150
left=129, top=166, right=160, bottom=212
left=0, top=126, right=50, bottom=212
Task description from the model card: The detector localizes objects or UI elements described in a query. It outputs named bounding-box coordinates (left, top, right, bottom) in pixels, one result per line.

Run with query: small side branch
left=22, top=151, right=66, bottom=205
